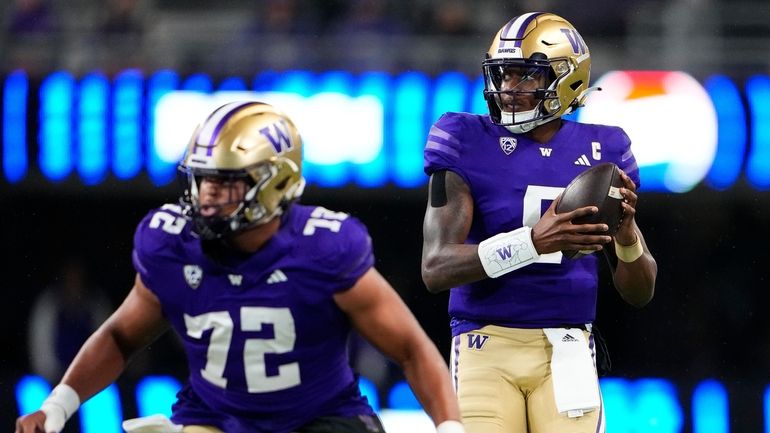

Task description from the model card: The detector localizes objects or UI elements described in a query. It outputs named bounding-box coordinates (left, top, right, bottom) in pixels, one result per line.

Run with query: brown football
left=555, top=162, right=624, bottom=259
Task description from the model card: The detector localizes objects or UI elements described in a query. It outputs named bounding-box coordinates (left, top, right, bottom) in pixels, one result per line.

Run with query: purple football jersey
left=132, top=203, right=376, bottom=433
left=424, top=113, right=640, bottom=335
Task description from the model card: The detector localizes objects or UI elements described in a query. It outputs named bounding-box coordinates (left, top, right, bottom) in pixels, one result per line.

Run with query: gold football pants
left=450, top=325, right=605, bottom=433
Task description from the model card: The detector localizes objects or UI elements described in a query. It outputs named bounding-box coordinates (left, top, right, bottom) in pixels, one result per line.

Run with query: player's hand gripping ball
left=556, top=162, right=624, bottom=259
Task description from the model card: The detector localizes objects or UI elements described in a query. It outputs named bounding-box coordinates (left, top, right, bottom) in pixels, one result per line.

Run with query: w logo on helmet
left=259, top=120, right=294, bottom=154
left=561, top=28, right=588, bottom=55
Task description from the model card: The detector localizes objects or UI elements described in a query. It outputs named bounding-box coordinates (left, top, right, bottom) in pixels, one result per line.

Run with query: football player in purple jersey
left=421, top=12, right=657, bottom=433
left=16, top=102, right=465, bottom=433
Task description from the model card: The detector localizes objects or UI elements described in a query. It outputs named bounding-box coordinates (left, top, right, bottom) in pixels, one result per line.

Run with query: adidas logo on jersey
left=574, top=154, right=591, bottom=166
left=562, top=333, right=579, bottom=342
left=266, top=269, right=288, bottom=284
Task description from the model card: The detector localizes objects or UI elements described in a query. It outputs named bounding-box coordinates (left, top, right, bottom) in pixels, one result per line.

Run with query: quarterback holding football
left=421, top=12, right=657, bottom=433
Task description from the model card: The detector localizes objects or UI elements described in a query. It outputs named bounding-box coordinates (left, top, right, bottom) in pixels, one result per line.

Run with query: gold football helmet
left=483, top=12, right=595, bottom=133
left=178, top=101, right=304, bottom=240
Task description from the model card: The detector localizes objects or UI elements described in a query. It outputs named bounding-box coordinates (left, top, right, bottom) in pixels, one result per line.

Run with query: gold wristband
left=614, top=237, right=643, bottom=263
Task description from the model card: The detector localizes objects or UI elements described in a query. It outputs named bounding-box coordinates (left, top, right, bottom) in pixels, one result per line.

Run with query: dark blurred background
left=2, top=0, right=770, bottom=431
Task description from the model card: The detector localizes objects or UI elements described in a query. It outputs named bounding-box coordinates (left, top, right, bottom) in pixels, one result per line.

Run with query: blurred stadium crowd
left=3, top=0, right=770, bottom=78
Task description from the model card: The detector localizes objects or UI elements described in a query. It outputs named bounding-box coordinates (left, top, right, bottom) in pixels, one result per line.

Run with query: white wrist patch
left=477, top=226, right=540, bottom=278
left=41, top=384, right=80, bottom=432
left=436, top=420, right=466, bottom=433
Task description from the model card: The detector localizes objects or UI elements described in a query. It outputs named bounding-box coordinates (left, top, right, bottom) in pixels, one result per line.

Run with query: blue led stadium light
left=354, top=71, right=390, bottom=187
left=15, top=375, right=50, bottom=415
left=470, top=74, right=487, bottom=115
left=392, top=71, right=430, bottom=187
left=309, top=70, right=356, bottom=187
left=746, top=75, right=770, bottom=190
left=387, top=380, right=421, bottom=410
left=80, top=384, right=123, bottom=433
left=39, top=71, right=75, bottom=181
left=692, top=379, right=728, bottom=433
left=317, top=70, right=355, bottom=95
left=182, top=73, right=214, bottom=93
left=78, top=72, right=109, bottom=185
left=358, top=376, right=380, bottom=412
left=8, top=69, right=767, bottom=192
left=217, top=76, right=248, bottom=91
left=136, top=375, right=182, bottom=417
left=272, top=70, right=315, bottom=96
left=633, top=379, right=685, bottom=433
left=430, top=72, right=468, bottom=124
left=704, top=75, right=746, bottom=190
left=15, top=376, right=122, bottom=433
left=113, top=69, right=144, bottom=180
left=3, top=70, right=28, bottom=183
left=600, top=377, right=683, bottom=433
left=13, top=374, right=764, bottom=431
left=253, top=70, right=280, bottom=92
left=147, top=70, right=180, bottom=185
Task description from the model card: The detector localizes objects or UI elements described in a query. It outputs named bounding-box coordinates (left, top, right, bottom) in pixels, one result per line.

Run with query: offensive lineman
left=16, top=102, right=465, bottom=433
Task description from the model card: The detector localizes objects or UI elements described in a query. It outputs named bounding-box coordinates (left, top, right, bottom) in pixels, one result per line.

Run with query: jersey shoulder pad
left=581, top=123, right=639, bottom=187
left=133, top=204, right=191, bottom=270
left=291, top=205, right=375, bottom=289
left=428, top=112, right=475, bottom=150
left=572, top=122, right=628, bottom=147
left=425, top=112, right=481, bottom=175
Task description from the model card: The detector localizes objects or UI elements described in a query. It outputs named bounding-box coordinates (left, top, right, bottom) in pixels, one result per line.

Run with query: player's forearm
left=59, top=324, right=133, bottom=402
left=30, top=326, right=133, bottom=432
left=421, top=243, right=487, bottom=293
left=400, top=345, right=461, bottom=426
left=614, top=253, right=657, bottom=307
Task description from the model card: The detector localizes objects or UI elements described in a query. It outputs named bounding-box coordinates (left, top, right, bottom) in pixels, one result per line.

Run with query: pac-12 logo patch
left=500, top=137, right=517, bottom=155
left=184, top=265, right=203, bottom=289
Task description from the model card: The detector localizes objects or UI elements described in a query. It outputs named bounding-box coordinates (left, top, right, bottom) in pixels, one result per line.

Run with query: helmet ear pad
left=246, top=157, right=302, bottom=224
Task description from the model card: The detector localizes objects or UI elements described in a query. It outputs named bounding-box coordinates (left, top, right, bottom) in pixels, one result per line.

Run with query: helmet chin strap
left=501, top=108, right=552, bottom=134
left=504, top=86, right=601, bottom=134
